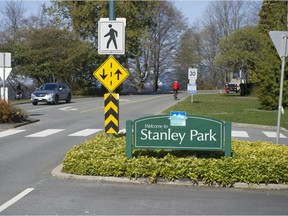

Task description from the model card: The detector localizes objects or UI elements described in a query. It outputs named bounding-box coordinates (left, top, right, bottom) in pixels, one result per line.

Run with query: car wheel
left=32, top=101, right=38, bottom=105
left=66, top=94, right=71, bottom=103
left=54, top=95, right=59, bottom=105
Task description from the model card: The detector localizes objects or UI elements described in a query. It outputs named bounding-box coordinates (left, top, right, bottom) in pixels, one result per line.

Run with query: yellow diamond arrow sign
left=93, top=56, right=130, bottom=92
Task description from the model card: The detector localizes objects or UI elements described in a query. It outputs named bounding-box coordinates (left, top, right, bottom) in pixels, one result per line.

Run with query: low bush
left=62, top=133, right=288, bottom=186
left=0, top=99, right=28, bottom=123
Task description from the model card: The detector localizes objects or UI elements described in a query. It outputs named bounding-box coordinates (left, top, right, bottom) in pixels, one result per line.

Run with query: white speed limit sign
left=188, top=68, right=197, bottom=80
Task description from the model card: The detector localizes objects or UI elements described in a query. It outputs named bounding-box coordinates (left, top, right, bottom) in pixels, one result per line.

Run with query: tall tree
left=147, top=1, right=186, bottom=92
left=48, top=1, right=154, bottom=92
left=47, top=0, right=186, bottom=92
left=254, top=0, right=288, bottom=110
left=173, top=25, right=203, bottom=89
left=118, top=1, right=160, bottom=92
left=201, top=0, right=260, bottom=88
left=0, top=1, right=25, bottom=41
left=216, top=26, right=264, bottom=83
left=12, top=27, right=95, bottom=90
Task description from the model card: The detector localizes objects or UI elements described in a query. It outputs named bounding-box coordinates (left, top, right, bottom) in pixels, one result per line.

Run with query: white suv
left=31, top=82, right=72, bottom=105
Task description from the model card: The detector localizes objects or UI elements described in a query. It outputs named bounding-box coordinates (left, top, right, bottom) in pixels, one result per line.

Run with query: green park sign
left=126, top=112, right=231, bottom=158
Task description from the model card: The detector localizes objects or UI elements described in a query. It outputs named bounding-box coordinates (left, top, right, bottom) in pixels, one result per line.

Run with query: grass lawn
left=163, top=93, right=288, bottom=129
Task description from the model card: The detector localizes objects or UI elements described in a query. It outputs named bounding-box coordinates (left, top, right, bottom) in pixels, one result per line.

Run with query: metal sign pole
left=108, top=0, right=116, bottom=137
left=276, top=35, right=287, bottom=144
left=3, top=53, right=5, bottom=101
left=109, top=0, right=115, bottom=21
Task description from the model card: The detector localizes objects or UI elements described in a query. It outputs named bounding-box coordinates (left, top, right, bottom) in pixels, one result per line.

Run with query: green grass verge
left=164, top=94, right=288, bottom=129
left=62, top=133, right=288, bottom=186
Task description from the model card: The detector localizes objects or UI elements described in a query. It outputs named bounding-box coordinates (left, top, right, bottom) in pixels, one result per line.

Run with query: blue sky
left=0, top=0, right=209, bottom=25
left=173, top=0, right=210, bottom=24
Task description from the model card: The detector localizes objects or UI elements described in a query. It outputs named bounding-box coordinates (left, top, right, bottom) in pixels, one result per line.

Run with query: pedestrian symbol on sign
left=98, top=18, right=126, bottom=55
left=104, top=24, right=118, bottom=49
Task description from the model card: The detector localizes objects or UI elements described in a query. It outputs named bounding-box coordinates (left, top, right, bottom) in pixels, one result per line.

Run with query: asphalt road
left=0, top=93, right=288, bottom=215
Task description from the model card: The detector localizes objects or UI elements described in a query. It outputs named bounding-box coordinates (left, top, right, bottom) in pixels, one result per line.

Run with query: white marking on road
left=232, top=131, right=249, bottom=138
left=59, top=107, right=78, bottom=111
left=0, top=129, right=25, bottom=138
left=26, top=129, right=64, bottom=137
left=263, top=131, right=287, bottom=138
left=27, top=106, right=56, bottom=112
left=0, top=188, right=34, bottom=213
left=118, top=129, right=126, bottom=134
left=68, top=129, right=102, bottom=137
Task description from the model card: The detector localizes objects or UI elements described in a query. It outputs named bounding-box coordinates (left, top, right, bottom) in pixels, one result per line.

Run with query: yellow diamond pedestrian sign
left=93, top=56, right=129, bottom=92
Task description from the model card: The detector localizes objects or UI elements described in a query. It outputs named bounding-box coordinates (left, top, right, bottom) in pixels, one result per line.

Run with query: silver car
left=31, top=82, right=72, bottom=105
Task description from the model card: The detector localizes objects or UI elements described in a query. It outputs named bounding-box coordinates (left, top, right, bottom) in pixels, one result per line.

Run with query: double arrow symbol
left=93, top=55, right=129, bottom=92
left=100, top=69, right=122, bottom=81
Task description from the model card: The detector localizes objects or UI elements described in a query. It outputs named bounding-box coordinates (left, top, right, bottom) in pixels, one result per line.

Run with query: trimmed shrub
left=0, top=99, right=28, bottom=123
left=62, top=133, right=288, bottom=186
left=240, top=83, right=253, bottom=96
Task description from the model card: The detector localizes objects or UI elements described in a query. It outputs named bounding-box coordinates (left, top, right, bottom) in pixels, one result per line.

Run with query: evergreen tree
left=255, top=0, right=288, bottom=110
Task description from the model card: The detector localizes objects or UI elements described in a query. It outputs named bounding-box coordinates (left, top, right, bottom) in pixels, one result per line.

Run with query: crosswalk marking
left=26, top=129, right=65, bottom=138
left=68, top=129, right=102, bottom=137
left=263, top=131, right=287, bottom=138
left=0, top=128, right=287, bottom=140
left=59, top=107, right=78, bottom=111
left=118, top=129, right=126, bottom=134
left=232, top=131, right=249, bottom=138
left=0, top=129, right=26, bottom=138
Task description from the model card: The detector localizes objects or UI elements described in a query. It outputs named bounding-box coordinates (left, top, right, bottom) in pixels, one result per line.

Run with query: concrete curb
left=52, top=164, right=288, bottom=190
left=14, top=118, right=40, bottom=128
left=0, top=118, right=39, bottom=130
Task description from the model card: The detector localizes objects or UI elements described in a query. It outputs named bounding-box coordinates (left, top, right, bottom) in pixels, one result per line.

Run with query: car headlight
left=46, top=93, right=54, bottom=98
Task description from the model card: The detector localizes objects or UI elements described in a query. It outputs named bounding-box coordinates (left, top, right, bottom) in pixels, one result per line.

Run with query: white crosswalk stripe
left=263, top=131, right=287, bottom=138
left=68, top=129, right=102, bottom=137
left=26, top=129, right=65, bottom=138
left=232, top=131, right=249, bottom=138
left=0, top=129, right=26, bottom=138
left=118, top=129, right=126, bottom=134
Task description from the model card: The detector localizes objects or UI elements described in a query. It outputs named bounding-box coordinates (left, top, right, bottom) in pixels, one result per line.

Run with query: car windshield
left=39, top=84, right=58, bottom=90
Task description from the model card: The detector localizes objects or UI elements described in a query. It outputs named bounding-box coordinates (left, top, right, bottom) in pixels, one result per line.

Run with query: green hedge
left=62, top=133, right=288, bottom=186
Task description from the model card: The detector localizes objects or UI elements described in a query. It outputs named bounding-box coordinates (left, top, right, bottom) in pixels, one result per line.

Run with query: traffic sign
left=98, top=18, right=126, bottom=55
left=269, top=31, right=288, bottom=144
left=0, top=52, right=11, bottom=67
left=189, top=78, right=196, bottom=84
left=188, top=68, right=197, bottom=80
left=104, top=93, right=119, bottom=134
left=187, top=83, right=197, bottom=93
left=0, top=68, right=12, bottom=81
left=269, top=31, right=288, bottom=58
left=93, top=56, right=129, bottom=92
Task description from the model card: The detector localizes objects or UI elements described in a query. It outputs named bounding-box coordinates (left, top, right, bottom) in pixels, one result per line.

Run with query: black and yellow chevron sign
left=104, top=93, right=119, bottom=134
